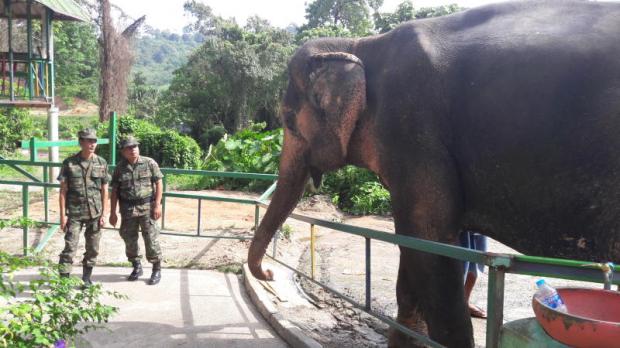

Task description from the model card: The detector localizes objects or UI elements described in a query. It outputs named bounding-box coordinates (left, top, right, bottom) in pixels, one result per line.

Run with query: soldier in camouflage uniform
left=58, top=128, right=109, bottom=286
left=109, top=136, right=164, bottom=285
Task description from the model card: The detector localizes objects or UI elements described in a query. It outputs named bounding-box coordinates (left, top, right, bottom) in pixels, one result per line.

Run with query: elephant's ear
left=308, top=52, right=366, bottom=160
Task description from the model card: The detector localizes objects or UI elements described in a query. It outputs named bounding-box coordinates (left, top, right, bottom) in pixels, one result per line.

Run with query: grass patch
left=216, top=263, right=243, bottom=274
left=0, top=191, right=45, bottom=212
left=280, top=224, right=293, bottom=240
left=165, top=174, right=205, bottom=191
left=101, top=261, right=132, bottom=267
left=0, top=151, right=44, bottom=180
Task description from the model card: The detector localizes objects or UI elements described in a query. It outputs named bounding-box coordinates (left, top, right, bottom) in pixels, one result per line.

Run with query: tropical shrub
left=97, top=116, right=202, bottom=168
left=201, top=122, right=282, bottom=191
left=0, top=250, right=124, bottom=348
left=0, top=108, right=33, bottom=154
left=321, top=166, right=391, bottom=215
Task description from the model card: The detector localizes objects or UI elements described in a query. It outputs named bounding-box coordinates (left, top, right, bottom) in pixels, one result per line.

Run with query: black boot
left=128, top=260, right=143, bottom=281
left=59, top=272, right=70, bottom=278
left=82, top=266, right=93, bottom=287
left=148, top=262, right=161, bottom=285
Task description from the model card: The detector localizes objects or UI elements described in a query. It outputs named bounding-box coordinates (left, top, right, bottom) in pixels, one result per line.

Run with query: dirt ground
left=0, top=189, right=602, bottom=347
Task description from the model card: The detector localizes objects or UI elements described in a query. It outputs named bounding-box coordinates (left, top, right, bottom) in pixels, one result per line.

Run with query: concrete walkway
left=78, top=266, right=289, bottom=348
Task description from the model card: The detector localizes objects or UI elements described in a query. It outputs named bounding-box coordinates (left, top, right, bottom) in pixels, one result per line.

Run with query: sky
left=112, top=0, right=509, bottom=33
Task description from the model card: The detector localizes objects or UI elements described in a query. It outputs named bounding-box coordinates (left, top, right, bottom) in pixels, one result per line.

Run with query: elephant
left=247, top=0, right=620, bottom=346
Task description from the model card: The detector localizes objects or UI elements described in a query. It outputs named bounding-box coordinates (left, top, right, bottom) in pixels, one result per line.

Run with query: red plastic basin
left=532, top=287, right=620, bottom=348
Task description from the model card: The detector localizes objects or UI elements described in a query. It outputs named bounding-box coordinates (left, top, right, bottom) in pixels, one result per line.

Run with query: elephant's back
left=419, top=1, right=620, bottom=263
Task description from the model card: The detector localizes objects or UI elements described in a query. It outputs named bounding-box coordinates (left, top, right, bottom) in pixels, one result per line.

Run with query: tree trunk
left=99, top=0, right=113, bottom=122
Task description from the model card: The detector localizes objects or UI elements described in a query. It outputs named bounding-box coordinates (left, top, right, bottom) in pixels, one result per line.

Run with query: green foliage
left=158, top=4, right=295, bottom=137
left=374, top=1, right=464, bottom=33
left=128, top=72, right=160, bottom=120
left=97, top=116, right=202, bottom=168
left=0, top=251, right=125, bottom=348
left=415, top=4, right=464, bottom=19
left=321, top=166, right=391, bottom=215
left=0, top=217, right=42, bottom=230
left=349, top=181, right=391, bottom=215
left=30, top=115, right=99, bottom=140
left=200, top=125, right=226, bottom=150
left=373, top=0, right=415, bottom=33
left=132, top=28, right=204, bottom=89
left=215, top=263, right=243, bottom=274
left=295, top=25, right=354, bottom=43
left=0, top=108, right=33, bottom=154
left=303, top=0, right=377, bottom=36
left=280, top=224, right=294, bottom=240
left=54, top=21, right=100, bottom=103
left=202, top=123, right=282, bottom=191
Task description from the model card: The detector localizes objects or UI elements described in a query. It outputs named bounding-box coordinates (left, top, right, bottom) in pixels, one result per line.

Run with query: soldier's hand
left=99, top=215, right=105, bottom=227
left=60, top=216, right=67, bottom=231
left=109, top=213, right=118, bottom=227
left=152, top=204, right=162, bottom=220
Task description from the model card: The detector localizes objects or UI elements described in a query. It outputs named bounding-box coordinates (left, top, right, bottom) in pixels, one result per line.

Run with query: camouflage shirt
left=58, top=153, right=109, bottom=219
left=111, top=156, right=163, bottom=218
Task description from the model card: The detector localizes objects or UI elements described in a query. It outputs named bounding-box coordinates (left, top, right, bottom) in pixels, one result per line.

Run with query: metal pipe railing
left=3, top=126, right=619, bottom=347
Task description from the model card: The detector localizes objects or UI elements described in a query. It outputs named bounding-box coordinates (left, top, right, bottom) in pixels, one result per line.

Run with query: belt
left=120, top=195, right=153, bottom=206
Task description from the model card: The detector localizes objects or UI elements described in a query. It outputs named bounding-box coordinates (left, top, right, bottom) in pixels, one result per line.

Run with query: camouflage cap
left=78, top=128, right=97, bottom=140
left=120, top=135, right=140, bottom=149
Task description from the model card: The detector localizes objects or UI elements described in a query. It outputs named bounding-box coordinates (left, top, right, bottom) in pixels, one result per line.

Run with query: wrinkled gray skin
left=248, top=1, right=620, bottom=346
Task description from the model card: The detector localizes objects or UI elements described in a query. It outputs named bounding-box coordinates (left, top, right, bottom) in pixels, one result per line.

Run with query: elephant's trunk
left=248, top=134, right=309, bottom=281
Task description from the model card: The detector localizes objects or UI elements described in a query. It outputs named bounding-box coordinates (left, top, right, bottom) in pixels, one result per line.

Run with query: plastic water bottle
left=535, top=279, right=567, bottom=312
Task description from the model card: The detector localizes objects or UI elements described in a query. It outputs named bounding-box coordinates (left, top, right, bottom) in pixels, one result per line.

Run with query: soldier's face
left=79, top=138, right=97, bottom=156
left=121, top=145, right=140, bottom=162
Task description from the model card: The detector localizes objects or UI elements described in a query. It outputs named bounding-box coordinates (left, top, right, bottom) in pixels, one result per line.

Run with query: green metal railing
left=2, top=157, right=618, bottom=347
left=255, top=200, right=619, bottom=348
left=1, top=112, right=618, bottom=347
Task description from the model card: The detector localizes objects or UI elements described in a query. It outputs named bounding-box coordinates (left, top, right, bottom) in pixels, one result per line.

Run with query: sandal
left=469, top=304, right=487, bottom=319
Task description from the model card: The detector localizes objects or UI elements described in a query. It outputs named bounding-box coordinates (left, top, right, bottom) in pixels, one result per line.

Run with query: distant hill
left=132, top=27, right=204, bottom=89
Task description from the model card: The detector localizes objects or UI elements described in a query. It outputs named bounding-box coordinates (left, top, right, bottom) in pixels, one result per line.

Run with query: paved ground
left=73, top=267, right=288, bottom=348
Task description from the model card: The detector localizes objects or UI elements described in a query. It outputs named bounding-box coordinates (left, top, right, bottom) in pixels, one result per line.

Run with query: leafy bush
left=0, top=108, right=34, bottom=154
left=349, top=181, right=392, bottom=215
left=199, top=125, right=226, bottom=150
left=0, top=251, right=124, bottom=348
left=201, top=122, right=282, bottom=191
left=321, top=166, right=391, bottom=215
left=28, top=115, right=99, bottom=141
left=97, top=116, right=202, bottom=168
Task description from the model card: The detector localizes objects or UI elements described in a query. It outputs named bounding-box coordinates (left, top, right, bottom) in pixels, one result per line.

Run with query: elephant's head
left=248, top=44, right=367, bottom=280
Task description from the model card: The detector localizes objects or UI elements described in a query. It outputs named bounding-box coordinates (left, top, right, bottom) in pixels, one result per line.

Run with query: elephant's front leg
left=391, top=249, right=474, bottom=347
left=387, top=167, right=474, bottom=347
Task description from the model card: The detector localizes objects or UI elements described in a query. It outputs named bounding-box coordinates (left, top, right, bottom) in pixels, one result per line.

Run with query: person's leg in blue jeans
left=460, top=231, right=487, bottom=318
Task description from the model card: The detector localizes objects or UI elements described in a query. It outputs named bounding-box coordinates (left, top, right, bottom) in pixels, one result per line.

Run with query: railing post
left=22, top=184, right=29, bottom=256
left=161, top=176, right=167, bottom=230
left=26, top=0, right=34, bottom=99
left=365, top=237, right=371, bottom=310
left=29, top=137, right=37, bottom=162
left=197, top=198, right=202, bottom=236
left=486, top=267, right=506, bottom=348
left=254, top=204, right=260, bottom=233
left=109, top=111, right=117, bottom=164
left=311, top=224, right=316, bottom=279
left=43, top=165, right=48, bottom=223
left=7, top=0, right=14, bottom=100
left=272, top=229, right=280, bottom=258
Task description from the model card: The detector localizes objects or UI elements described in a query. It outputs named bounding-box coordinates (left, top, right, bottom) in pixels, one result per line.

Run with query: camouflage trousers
left=119, top=215, right=162, bottom=264
left=58, top=217, right=101, bottom=274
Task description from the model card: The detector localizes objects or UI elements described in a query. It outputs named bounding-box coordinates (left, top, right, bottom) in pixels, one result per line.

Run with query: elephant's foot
left=388, top=313, right=428, bottom=348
